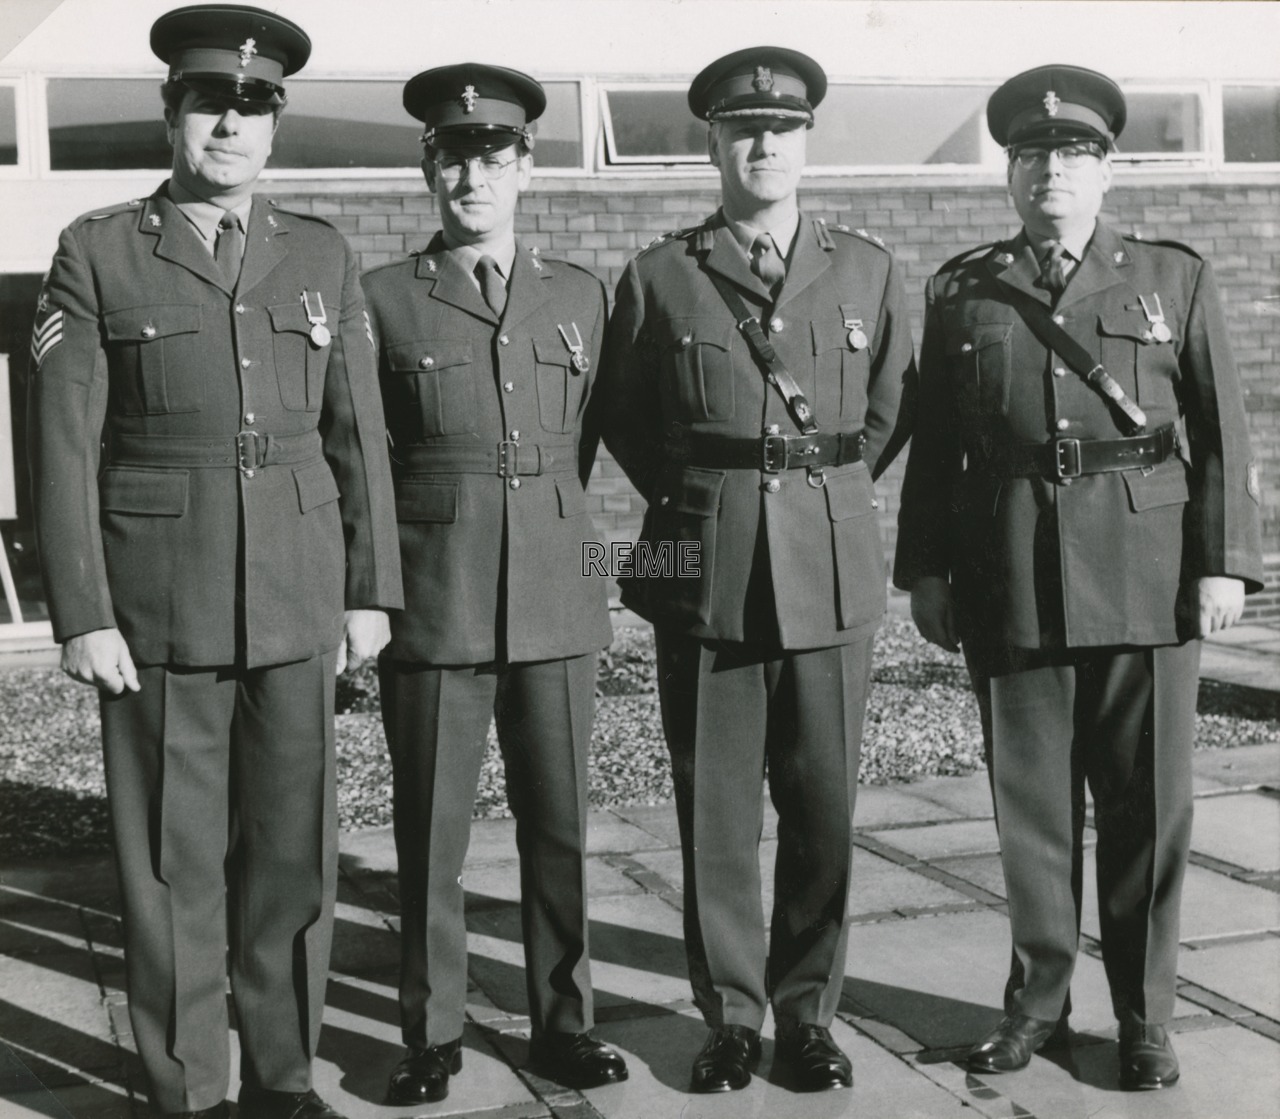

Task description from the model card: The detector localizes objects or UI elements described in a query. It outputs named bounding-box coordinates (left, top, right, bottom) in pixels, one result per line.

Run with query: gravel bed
left=3, top=615, right=1277, bottom=857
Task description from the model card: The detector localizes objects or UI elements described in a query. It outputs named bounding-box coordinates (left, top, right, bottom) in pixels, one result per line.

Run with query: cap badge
left=1043, top=90, right=1061, bottom=116
left=460, top=84, right=478, bottom=113
left=753, top=66, right=774, bottom=93
left=237, top=38, right=257, bottom=68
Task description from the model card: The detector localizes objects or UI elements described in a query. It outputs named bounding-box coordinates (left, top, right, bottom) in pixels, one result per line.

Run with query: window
left=0, top=85, right=18, bottom=166
left=47, top=78, right=169, bottom=170
left=1114, top=90, right=1203, bottom=160
left=600, top=86, right=707, bottom=164
left=1224, top=86, right=1280, bottom=163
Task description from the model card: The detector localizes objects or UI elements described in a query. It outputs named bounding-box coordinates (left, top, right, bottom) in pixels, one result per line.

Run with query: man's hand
left=338, top=609, right=391, bottom=674
left=910, top=576, right=960, bottom=653
left=1193, top=576, right=1246, bottom=638
left=61, top=628, right=140, bottom=695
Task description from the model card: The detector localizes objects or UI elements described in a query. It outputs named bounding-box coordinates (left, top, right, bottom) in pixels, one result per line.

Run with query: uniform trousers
left=654, top=626, right=874, bottom=1032
left=378, top=654, right=596, bottom=1049
left=98, top=653, right=338, bottom=1113
left=990, top=641, right=1200, bottom=1024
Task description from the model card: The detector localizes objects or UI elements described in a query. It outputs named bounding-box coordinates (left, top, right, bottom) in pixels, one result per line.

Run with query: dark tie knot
left=750, top=232, right=786, bottom=296
left=1040, top=242, right=1069, bottom=296
left=475, top=255, right=507, bottom=316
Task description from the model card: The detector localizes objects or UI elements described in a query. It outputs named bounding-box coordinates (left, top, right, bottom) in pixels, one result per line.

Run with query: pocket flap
left=1123, top=464, right=1190, bottom=512
left=662, top=319, right=733, bottom=355
left=268, top=302, right=317, bottom=336
left=396, top=481, right=459, bottom=523
left=294, top=460, right=341, bottom=513
left=945, top=321, right=1013, bottom=357
left=533, top=338, right=574, bottom=367
left=99, top=468, right=188, bottom=515
left=386, top=340, right=473, bottom=373
left=824, top=467, right=877, bottom=522
left=811, top=319, right=871, bottom=354
left=555, top=476, right=586, bottom=517
left=666, top=467, right=724, bottom=516
left=1099, top=312, right=1169, bottom=345
left=103, top=304, right=202, bottom=342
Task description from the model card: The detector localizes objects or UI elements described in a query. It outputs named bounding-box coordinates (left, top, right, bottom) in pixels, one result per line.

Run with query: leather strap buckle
left=496, top=439, right=518, bottom=478
left=236, top=430, right=263, bottom=474
left=761, top=434, right=789, bottom=473
left=1054, top=437, right=1082, bottom=481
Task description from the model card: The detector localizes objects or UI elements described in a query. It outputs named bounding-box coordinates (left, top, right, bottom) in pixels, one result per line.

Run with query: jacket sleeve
left=577, top=273, right=609, bottom=488
left=863, top=249, right=918, bottom=480
left=1176, top=258, right=1264, bottom=591
left=27, top=224, right=115, bottom=642
left=893, top=275, right=963, bottom=590
left=596, top=259, right=667, bottom=501
left=320, top=240, right=404, bottom=610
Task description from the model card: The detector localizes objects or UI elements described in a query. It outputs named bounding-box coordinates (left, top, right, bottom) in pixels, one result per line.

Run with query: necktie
left=750, top=233, right=786, bottom=299
left=1040, top=242, right=1069, bottom=299
left=475, top=255, right=507, bottom=317
left=215, top=210, right=244, bottom=289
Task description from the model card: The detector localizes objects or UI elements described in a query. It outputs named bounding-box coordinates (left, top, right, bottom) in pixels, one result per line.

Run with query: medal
left=557, top=322, right=589, bottom=374
left=845, top=317, right=868, bottom=351
left=301, top=290, right=330, bottom=348
left=1137, top=292, right=1171, bottom=343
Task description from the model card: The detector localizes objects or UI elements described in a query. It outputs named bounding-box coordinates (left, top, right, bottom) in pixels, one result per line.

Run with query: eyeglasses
left=435, top=153, right=519, bottom=183
left=1011, top=143, right=1105, bottom=170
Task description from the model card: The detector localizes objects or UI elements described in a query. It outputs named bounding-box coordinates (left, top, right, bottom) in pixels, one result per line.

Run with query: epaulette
left=638, top=224, right=701, bottom=254
left=531, top=251, right=599, bottom=282
left=265, top=198, right=338, bottom=228
left=823, top=221, right=889, bottom=252
left=1122, top=229, right=1203, bottom=260
left=937, top=241, right=1000, bottom=274
left=75, top=197, right=145, bottom=224
left=360, top=255, right=416, bottom=280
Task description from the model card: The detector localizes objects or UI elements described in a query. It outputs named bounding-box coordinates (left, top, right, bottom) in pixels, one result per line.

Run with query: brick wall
left=271, top=177, right=1280, bottom=622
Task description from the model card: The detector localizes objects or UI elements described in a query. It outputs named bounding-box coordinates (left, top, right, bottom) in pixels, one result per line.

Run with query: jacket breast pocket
left=824, top=466, right=885, bottom=628
left=385, top=341, right=477, bottom=437
left=269, top=302, right=330, bottom=412
left=646, top=467, right=724, bottom=625
left=103, top=304, right=203, bottom=415
left=533, top=338, right=587, bottom=433
left=661, top=320, right=735, bottom=423
left=1097, top=310, right=1178, bottom=408
left=947, top=322, right=1013, bottom=419
left=812, top=320, right=871, bottom=422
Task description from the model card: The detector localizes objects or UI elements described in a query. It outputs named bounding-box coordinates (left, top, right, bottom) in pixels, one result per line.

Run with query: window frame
left=1106, top=81, right=1211, bottom=169
left=1218, top=78, right=1280, bottom=170
left=0, top=74, right=32, bottom=178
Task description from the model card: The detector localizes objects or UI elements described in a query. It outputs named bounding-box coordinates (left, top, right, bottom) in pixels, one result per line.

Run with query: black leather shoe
left=528, top=1031, right=628, bottom=1088
left=160, top=1104, right=228, bottom=1119
left=690, top=1025, right=761, bottom=1093
left=967, top=1014, right=1070, bottom=1073
left=386, top=1039, right=464, bottom=1105
left=1118, top=1015, right=1180, bottom=1090
left=776, top=1023, right=853, bottom=1091
left=236, top=1088, right=344, bottom=1119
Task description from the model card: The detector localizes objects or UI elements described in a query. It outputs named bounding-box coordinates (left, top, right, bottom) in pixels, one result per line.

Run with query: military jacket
left=28, top=186, right=403, bottom=669
left=362, top=236, right=613, bottom=665
left=894, top=222, right=1263, bottom=657
left=599, top=211, right=915, bottom=649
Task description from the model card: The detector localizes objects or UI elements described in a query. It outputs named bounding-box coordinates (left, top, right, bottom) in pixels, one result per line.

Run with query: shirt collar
left=1026, top=221, right=1095, bottom=265
left=724, top=209, right=801, bottom=261
left=441, top=236, right=517, bottom=283
left=166, top=178, right=253, bottom=245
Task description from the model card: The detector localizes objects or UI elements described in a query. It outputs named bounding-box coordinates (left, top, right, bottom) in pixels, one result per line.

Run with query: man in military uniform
left=361, top=64, right=627, bottom=1105
left=27, top=8, right=402, bottom=1119
left=895, top=65, right=1263, bottom=1090
left=599, top=47, right=915, bottom=1094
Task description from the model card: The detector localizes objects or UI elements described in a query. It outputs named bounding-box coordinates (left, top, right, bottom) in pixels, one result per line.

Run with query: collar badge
left=237, top=38, right=257, bottom=68
left=1043, top=90, right=1061, bottom=116
left=148, top=214, right=162, bottom=227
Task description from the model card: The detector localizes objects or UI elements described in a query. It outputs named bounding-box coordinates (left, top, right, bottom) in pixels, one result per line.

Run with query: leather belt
left=394, top=438, right=578, bottom=478
left=107, top=430, right=323, bottom=475
left=978, top=424, right=1178, bottom=483
left=666, top=429, right=866, bottom=473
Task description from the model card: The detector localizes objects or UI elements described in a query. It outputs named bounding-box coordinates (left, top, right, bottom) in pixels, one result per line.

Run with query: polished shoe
left=236, top=1087, right=345, bottom=1119
left=385, top=1039, right=463, bottom=1105
left=1118, top=1015, right=1180, bottom=1090
left=690, top=1025, right=762, bottom=1093
left=528, top=1031, right=628, bottom=1088
left=160, top=1104, right=228, bottom=1119
left=776, top=1023, right=853, bottom=1091
left=967, top=1013, right=1070, bottom=1073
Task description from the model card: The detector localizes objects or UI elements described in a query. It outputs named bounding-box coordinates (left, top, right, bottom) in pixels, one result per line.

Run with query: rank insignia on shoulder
left=1247, top=461, right=1261, bottom=505
left=30, top=306, right=65, bottom=369
left=854, top=227, right=886, bottom=247
left=363, top=309, right=375, bottom=350
left=267, top=214, right=279, bottom=228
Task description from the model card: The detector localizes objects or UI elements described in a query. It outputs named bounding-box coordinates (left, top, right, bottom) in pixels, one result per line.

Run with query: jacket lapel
left=236, top=199, right=290, bottom=294
left=1055, top=222, right=1130, bottom=311
left=989, top=231, right=1050, bottom=307
left=422, top=247, right=499, bottom=325
left=498, top=243, right=552, bottom=332
left=702, top=217, right=772, bottom=302
left=774, top=220, right=831, bottom=312
left=143, top=189, right=227, bottom=292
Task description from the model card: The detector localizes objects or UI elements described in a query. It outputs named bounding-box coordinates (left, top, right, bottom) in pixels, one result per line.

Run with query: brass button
left=499, top=334, right=510, bottom=346
left=769, top=317, right=784, bottom=333
left=503, top=381, right=514, bottom=393
left=509, top=429, right=520, bottom=440
left=680, top=333, right=692, bottom=347
left=1142, top=330, right=1154, bottom=342
left=764, top=479, right=781, bottom=493
left=764, top=424, right=780, bottom=435
left=960, top=342, right=973, bottom=353
left=1056, top=418, right=1070, bottom=431
left=1053, top=366, right=1067, bottom=378
left=240, top=358, right=251, bottom=368
left=244, top=413, right=255, bottom=425
left=871, top=499, right=879, bottom=509
left=243, top=469, right=255, bottom=479
left=419, top=356, right=434, bottom=369
left=659, top=495, right=670, bottom=506
left=141, top=325, right=157, bottom=339
left=508, top=478, right=521, bottom=490
left=1052, top=314, right=1065, bottom=325
left=235, top=303, right=246, bottom=314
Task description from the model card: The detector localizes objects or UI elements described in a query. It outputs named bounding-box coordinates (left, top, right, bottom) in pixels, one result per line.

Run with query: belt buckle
left=236, top=430, right=262, bottom=474
left=497, top=439, right=518, bottom=478
left=1054, top=437, right=1082, bottom=481
left=761, top=434, right=788, bottom=473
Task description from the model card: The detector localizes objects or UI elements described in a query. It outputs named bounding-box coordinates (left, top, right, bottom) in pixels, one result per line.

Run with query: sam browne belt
left=667, top=428, right=866, bottom=473
left=978, top=423, right=1178, bottom=483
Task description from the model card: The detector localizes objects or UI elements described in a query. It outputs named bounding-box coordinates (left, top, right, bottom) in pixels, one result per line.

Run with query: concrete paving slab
left=866, top=819, right=1001, bottom=862
left=904, top=774, right=997, bottom=821
left=847, top=848, right=976, bottom=919
left=608, top=805, right=681, bottom=848
left=458, top=817, right=521, bottom=865
left=1190, top=792, right=1280, bottom=873
left=338, top=825, right=398, bottom=875
left=587, top=811, right=671, bottom=855
left=1, top=1079, right=132, bottom=1119
left=329, top=901, right=400, bottom=975
left=853, top=785, right=966, bottom=829
left=626, top=848, right=683, bottom=897
left=0, top=861, right=120, bottom=918
left=930, top=854, right=1008, bottom=900
left=455, top=855, right=645, bottom=909
left=1207, top=625, right=1280, bottom=648
left=1193, top=743, right=1280, bottom=792
left=1200, top=643, right=1280, bottom=692
left=1177, top=938, right=1280, bottom=1020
